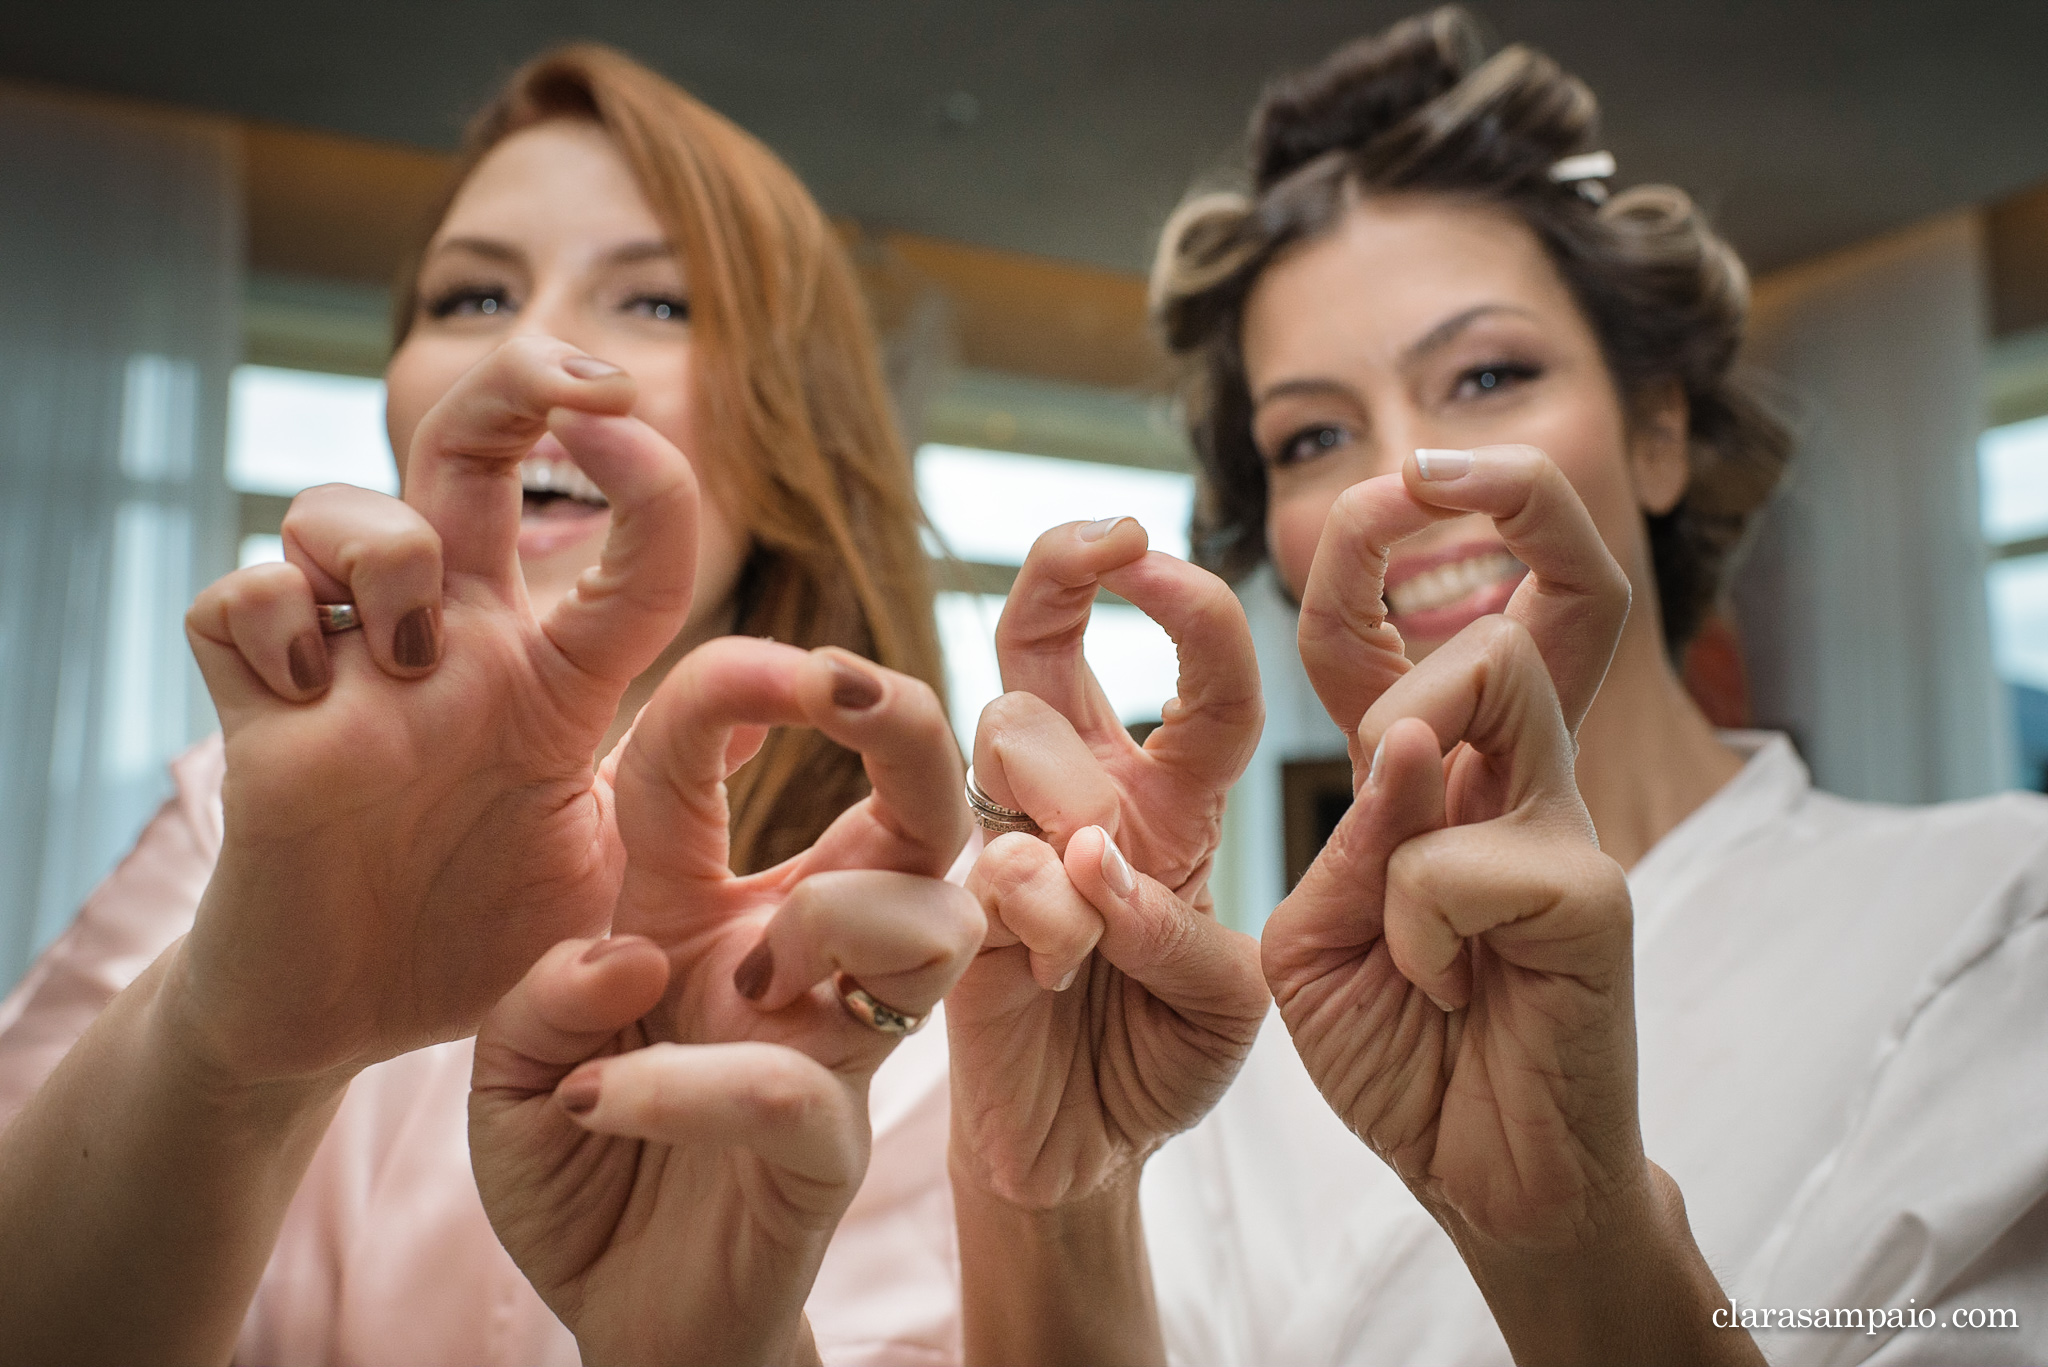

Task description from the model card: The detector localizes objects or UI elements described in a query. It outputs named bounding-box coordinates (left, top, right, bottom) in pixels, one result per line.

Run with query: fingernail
left=1414, top=448, right=1473, bottom=481
left=1098, top=829, right=1136, bottom=896
left=829, top=659, right=883, bottom=711
left=562, top=353, right=624, bottom=380
left=287, top=631, right=329, bottom=693
left=1056, top=966, right=1079, bottom=992
left=392, top=606, right=441, bottom=669
left=1426, top=993, right=1456, bottom=1013
left=733, top=938, right=774, bottom=1001
left=578, top=936, right=638, bottom=966
left=557, top=1068, right=601, bottom=1117
left=1077, top=516, right=1127, bottom=542
left=1367, top=732, right=1390, bottom=789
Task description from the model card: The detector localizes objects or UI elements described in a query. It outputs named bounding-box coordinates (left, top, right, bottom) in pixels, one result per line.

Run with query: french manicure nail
left=1367, top=732, right=1390, bottom=789
left=1099, top=829, right=1136, bottom=896
left=1077, top=516, right=1127, bottom=542
left=578, top=936, right=638, bottom=966
left=557, top=1068, right=601, bottom=1117
left=1055, top=966, right=1079, bottom=992
left=1414, top=448, right=1473, bottom=481
left=829, top=659, right=883, bottom=710
left=1426, top=993, right=1456, bottom=1013
left=287, top=631, right=329, bottom=693
left=733, top=938, right=775, bottom=1001
left=392, top=605, right=441, bottom=669
left=562, top=354, right=624, bottom=380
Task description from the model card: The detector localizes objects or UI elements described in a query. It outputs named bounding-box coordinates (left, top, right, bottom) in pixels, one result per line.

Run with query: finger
left=280, top=483, right=445, bottom=677
left=615, top=636, right=813, bottom=888
left=736, top=870, right=983, bottom=1024
left=403, top=335, right=636, bottom=584
left=971, top=691, right=1120, bottom=849
left=1096, top=551, right=1264, bottom=792
left=993, top=517, right=1150, bottom=743
left=965, top=832, right=1106, bottom=990
left=556, top=1040, right=865, bottom=1187
left=184, top=562, right=331, bottom=712
left=1260, top=716, right=1447, bottom=1003
left=535, top=407, right=702, bottom=686
left=1402, top=444, right=1631, bottom=732
left=1061, top=825, right=1267, bottom=1021
left=790, top=649, right=970, bottom=878
left=1383, top=821, right=1631, bottom=1010
left=1296, top=473, right=1448, bottom=744
left=472, top=935, right=672, bottom=1094
left=1356, top=616, right=1586, bottom=825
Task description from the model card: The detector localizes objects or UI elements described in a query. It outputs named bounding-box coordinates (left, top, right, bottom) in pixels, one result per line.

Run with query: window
left=226, top=364, right=393, bottom=565
left=1981, top=414, right=2048, bottom=789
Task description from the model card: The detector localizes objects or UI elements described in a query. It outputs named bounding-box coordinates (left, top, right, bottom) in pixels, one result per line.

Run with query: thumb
left=472, top=935, right=671, bottom=1095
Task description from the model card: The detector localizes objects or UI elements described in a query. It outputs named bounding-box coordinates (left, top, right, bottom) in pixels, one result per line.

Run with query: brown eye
left=1275, top=424, right=1350, bottom=468
left=627, top=294, right=689, bottom=322
left=426, top=285, right=514, bottom=320
left=1453, top=362, right=1539, bottom=400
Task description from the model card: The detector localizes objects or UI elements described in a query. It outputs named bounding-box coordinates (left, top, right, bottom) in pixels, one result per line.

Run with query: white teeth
left=1386, top=550, right=1521, bottom=617
left=519, top=456, right=608, bottom=508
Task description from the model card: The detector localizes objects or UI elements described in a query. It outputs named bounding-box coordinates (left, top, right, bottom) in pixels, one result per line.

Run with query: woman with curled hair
left=940, top=8, right=2048, bottom=1365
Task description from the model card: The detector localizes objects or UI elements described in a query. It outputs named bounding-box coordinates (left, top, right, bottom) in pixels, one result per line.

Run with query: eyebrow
left=423, top=237, right=677, bottom=269
left=1399, top=303, right=1537, bottom=367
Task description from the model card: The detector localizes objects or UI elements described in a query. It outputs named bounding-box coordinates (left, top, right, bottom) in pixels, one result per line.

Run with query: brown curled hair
left=1151, top=6, right=1790, bottom=655
left=393, top=45, right=944, bottom=872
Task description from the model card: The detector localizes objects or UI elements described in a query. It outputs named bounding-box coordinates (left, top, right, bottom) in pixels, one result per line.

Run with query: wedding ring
left=315, top=602, right=362, bottom=635
left=965, top=765, right=1042, bottom=837
left=834, top=973, right=927, bottom=1036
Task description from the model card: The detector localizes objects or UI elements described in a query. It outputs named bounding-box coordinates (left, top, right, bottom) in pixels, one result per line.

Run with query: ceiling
left=5, top=1, right=2047, bottom=278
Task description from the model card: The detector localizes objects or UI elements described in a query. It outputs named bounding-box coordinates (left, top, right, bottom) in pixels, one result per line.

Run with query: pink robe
left=0, top=737, right=963, bottom=1367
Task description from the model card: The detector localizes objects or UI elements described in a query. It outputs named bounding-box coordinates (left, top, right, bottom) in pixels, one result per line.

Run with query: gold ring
left=965, top=765, right=1042, bottom=838
left=315, top=602, right=362, bottom=635
left=834, top=973, right=926, bottom=1036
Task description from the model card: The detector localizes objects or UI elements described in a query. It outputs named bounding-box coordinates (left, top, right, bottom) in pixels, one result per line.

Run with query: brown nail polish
left=733, top=938, right=774, bottom=1001
left=557, top=1069, right=601, bottom=1117
left=392, top=606, right=441, bottom=669
left=829, top=660, right=882, bottom=711
left=579, top=936, right=637, bottom=966
left=287, top=632, right=329, bottom=693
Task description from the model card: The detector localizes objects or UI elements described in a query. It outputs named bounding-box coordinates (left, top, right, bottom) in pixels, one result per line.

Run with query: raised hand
left=470, top=638, right=982, bottom=1367
left=948, top=518, right=1269, bottom=1208
left=174, top=335, right=701, bottom=1088
left=1265, top=444, right=1757, bottom=1365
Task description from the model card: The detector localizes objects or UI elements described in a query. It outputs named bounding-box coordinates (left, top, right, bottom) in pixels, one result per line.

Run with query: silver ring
left=834, top=973, right=926, bottom=1036
left=315, top=602, right=362, bottom=635
left=965, top=765, right=1042, bottom=837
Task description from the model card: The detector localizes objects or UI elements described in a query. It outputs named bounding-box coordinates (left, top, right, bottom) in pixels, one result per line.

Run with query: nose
left=510, top=276, right=598, bottom=357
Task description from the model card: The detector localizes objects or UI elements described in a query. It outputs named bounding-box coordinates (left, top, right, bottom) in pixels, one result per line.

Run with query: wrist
left=150, top=939, right=353, bottom=1120
left=1454, top=1163, right=1762, bottom=1367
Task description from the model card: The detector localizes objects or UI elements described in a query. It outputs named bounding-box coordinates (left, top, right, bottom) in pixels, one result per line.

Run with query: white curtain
left=1737, top=211, right=2013, bottom=803
left=0, top=87, right=240, bottom=991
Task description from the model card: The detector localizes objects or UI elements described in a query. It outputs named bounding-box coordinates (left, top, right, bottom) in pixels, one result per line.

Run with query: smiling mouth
left=519, top=456, right=609, bottom=520
left=1386, top=548, right=1523, bottom=617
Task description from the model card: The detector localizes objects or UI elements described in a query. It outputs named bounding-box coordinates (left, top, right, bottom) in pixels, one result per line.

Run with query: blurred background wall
left=5, top=2, right=2048, bottom=983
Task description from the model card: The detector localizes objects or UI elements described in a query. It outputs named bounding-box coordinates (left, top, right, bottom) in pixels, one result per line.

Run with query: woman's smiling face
left=384, top=118, right=747, bottom=626
left=1245, top=190, right=1685, bottom=656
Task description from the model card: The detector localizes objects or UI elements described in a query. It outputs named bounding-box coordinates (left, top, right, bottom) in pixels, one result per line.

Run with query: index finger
left=402, top=335, right=636, bottom=586
left=792, top=648, right=968, bottom=879
left=993, top=517, right=1149, bottom=746
left=1401, top=444, right=1629, bottom=733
